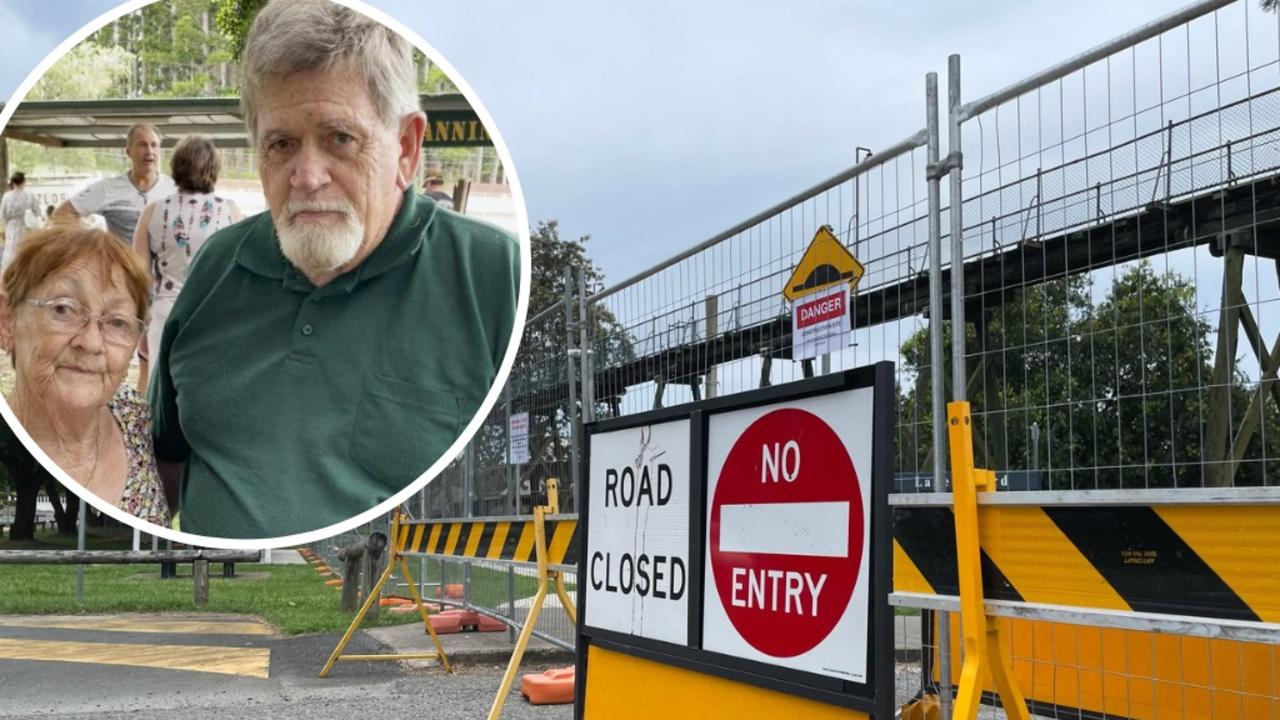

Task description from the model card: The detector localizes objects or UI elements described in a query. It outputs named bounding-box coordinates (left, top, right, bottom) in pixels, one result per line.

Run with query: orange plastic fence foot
left=520, top=667, right=575, bottom=705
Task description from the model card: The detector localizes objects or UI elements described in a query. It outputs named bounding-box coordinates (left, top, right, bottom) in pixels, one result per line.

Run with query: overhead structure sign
left=584, top=419, right=691, bottom=645
left=782, top=225, right=865, bottom=303
left=703, top=387, right=874, bottom=682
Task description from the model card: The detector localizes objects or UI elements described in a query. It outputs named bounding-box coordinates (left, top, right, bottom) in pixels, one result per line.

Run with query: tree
left=0, top=422, right=63, bottom=541
left=214, top=0, right=267, bottom=62
left=895, top=264, right=1241, bottom=489
left=27, top=43, right=134, bottom=101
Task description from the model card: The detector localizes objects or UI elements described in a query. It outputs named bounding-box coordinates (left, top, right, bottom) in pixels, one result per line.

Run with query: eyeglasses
left=25, top=297, right=145, bottom=346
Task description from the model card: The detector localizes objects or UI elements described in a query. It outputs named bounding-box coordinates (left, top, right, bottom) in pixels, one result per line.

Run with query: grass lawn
left=0, top=528, right=432, bottom=634
left=0, top=530, right=572, bottom=634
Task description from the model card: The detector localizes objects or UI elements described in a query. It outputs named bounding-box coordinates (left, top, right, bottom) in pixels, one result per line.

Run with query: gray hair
left=240, top=0, right=420, bottom=142
left=125, top=122, right=160, bottom=146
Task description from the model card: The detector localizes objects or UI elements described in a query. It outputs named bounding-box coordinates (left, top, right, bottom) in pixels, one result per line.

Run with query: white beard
left=276, top=200, right=365, bottom=277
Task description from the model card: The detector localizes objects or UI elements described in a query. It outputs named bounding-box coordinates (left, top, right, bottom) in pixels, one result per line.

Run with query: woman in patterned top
left=132, top=135, right=243, bottom=394
left=0, top=225, right=169, bottom=527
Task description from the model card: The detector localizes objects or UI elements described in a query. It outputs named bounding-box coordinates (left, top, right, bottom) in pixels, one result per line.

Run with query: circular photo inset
left=0, top=0, right=530, bottom=546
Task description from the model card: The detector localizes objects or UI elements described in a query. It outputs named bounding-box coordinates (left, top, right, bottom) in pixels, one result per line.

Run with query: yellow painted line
left=425, top=524, right=444, bottom=554
left=409, top=524, right=426, bottom=554
left=0, top=616, right=275, bottom=636
left=1156, top=505, right=1280, bottom=622
left=513, top=522, right=536, bottom=563
left=463, top=521, right=486, bottom=558
left=979, top=506, right=1130, bottom=611
left=396, top=524, right=411, bottom=551
left=0, top=638, right=270, bottom=678
left=548, top=521, right=577, bottom=565
left=486, top=522, right=512, bottom=560
left=893, top=539, right=933, bottom=594
left=442, top=523, right=464, bottom=555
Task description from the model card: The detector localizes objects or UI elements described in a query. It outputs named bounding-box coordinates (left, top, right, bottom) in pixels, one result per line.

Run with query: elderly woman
left=132, top=135, right=242, bottom=393
left=0, top=226, right=169, bottom=526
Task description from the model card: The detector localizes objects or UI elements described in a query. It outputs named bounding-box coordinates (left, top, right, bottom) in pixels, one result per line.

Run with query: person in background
left=132, top=135, right=243, bottom=394
left=424, top=176, right=454, bottom=210
left=55, top=123, right=177, bottom=244
left=0, top=226, right=169, bottom=526
left=1, top=172, right=41, bottom=268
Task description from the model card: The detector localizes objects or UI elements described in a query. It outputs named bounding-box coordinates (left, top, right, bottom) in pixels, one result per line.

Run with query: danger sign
left=703, top=387, right=873, bottom=682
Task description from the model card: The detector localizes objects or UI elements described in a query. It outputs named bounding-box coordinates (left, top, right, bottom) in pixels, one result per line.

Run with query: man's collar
left=235, top=187, right=436, bottom=293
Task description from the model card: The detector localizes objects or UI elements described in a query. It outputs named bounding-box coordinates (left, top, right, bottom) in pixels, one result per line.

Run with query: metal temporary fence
left=342, top=0, right=1280, bottom=715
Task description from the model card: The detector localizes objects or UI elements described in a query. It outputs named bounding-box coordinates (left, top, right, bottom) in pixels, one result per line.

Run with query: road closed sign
left=585, top=419, right=691, bottom=645
left=703, top=387, right=873, bottom=682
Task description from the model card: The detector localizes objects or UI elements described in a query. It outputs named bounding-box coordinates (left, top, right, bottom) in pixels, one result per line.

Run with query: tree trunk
left=60, top=493, right=79, bottom=536
left=44, top=476, right=67, bottom=532
left=10, top=473, right=37, bottom=541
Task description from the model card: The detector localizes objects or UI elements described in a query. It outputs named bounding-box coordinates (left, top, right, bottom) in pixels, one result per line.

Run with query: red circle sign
left=709, top=407, right=864, bottom=657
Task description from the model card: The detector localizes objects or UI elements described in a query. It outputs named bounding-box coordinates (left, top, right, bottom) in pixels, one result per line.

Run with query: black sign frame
left=575, top=362, right=895, bottom=718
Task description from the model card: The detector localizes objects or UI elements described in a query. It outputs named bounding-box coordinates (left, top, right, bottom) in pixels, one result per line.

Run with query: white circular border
left=0, top=0, right=533, bottom=550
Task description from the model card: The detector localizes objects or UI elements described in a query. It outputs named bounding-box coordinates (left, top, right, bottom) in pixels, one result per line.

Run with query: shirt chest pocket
left=351, top=373, right=462, bottom=487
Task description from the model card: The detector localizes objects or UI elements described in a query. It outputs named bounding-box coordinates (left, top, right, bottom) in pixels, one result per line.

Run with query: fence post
left=925, top=68, right=954, bottom=720
left=565, top=265, right=580, bottom=510
left=193, top=558, right=209, bottom=607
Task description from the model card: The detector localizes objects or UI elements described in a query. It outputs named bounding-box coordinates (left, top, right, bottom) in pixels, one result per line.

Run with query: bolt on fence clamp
left=926, top=151, right=963, bottom=181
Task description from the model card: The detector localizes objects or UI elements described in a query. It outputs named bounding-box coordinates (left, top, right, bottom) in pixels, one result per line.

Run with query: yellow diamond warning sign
left=782, top=226, right=865, bottom=303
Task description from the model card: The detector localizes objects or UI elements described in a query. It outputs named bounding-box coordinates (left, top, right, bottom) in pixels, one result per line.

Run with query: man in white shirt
left=54, top=123, right=177, bottom=242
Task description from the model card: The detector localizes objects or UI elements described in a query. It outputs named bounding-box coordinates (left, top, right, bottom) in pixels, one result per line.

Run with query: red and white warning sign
left=791, top=281, right=851, bottom=361
left=703, top=387, right=873, bottom=682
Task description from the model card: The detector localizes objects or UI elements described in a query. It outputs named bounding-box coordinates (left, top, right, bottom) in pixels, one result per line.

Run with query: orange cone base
left=521, top=667, right=575, bottom=705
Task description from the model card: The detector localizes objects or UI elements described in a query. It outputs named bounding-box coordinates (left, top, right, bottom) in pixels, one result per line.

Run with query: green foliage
left=894, top=263, right=1275, bottom=489
left=28, top=43, right=134, bottom=101
left=214, top=0, right=268, bottom=61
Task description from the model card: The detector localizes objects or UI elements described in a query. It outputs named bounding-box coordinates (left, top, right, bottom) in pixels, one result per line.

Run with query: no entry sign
left=702, top=387, right=873, bottom=682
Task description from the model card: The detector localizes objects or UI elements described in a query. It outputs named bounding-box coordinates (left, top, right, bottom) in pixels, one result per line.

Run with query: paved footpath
left=0, top=612, right=574, bottom=719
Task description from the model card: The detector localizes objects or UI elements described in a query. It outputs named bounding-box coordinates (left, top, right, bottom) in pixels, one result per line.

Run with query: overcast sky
left=0, top=0, right=1230, bottom=285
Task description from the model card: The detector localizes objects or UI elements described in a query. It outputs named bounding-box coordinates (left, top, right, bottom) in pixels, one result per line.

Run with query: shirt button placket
left=301, top=323, right=314, bottom=337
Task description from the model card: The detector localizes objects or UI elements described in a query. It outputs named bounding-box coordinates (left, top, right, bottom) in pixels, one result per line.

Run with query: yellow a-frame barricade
left=487, top=477, right=577, bottom=720
left=319, top=508, right=453, bottom=677
left=947, top=401, right=1028, bottom=720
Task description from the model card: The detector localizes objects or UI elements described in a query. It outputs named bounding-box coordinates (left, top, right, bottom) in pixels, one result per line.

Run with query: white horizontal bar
left=720, top=501, right=848, bottom=556
left=888, top=486, right=1280, bottom=508
left=888, top=592, right=1280, bottom=644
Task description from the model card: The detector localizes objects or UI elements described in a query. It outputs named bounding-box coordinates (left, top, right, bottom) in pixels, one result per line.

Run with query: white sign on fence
left=585, top=419, right=691, bottom=645
left=509, top=412, right=530, bottom=465
left=791, top=282, right=851, bottom=361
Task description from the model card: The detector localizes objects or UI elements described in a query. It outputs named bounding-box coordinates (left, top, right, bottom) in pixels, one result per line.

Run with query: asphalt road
left=0, top=614, right=573, bottom=720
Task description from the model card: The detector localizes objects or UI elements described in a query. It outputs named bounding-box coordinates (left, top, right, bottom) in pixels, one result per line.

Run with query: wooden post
left=338, top=540, right=365, bottom=613
left=1207, top=236, right=1245, bottom=486
left=193, top=559, right=209, bottom=607
left=363, top=532, right=388, bottom=621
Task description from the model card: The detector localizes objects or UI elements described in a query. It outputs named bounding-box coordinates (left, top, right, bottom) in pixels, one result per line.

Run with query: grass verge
left=0, top=561, right=427, bottom=635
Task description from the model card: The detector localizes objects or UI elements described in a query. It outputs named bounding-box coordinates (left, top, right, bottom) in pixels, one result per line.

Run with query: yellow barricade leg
left=947, top=402, right=1029, bottom=720
left=319, top=509, right=451, bottom=677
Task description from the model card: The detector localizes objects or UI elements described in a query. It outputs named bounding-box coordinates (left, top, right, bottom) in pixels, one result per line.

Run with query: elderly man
left=150, top=0, right=520, bottom=539
left=55, top=123, right=177, bottom=242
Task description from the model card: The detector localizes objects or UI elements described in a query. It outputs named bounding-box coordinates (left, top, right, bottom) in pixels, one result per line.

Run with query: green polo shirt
left=150, top=189, right=519, bottom=539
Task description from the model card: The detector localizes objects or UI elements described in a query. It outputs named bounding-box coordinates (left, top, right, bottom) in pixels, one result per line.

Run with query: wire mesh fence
left=926, top=0, right=1280, bottom=492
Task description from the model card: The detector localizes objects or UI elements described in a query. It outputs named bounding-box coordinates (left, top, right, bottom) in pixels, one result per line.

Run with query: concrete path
left=0, top=611, right=572, bottom=719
